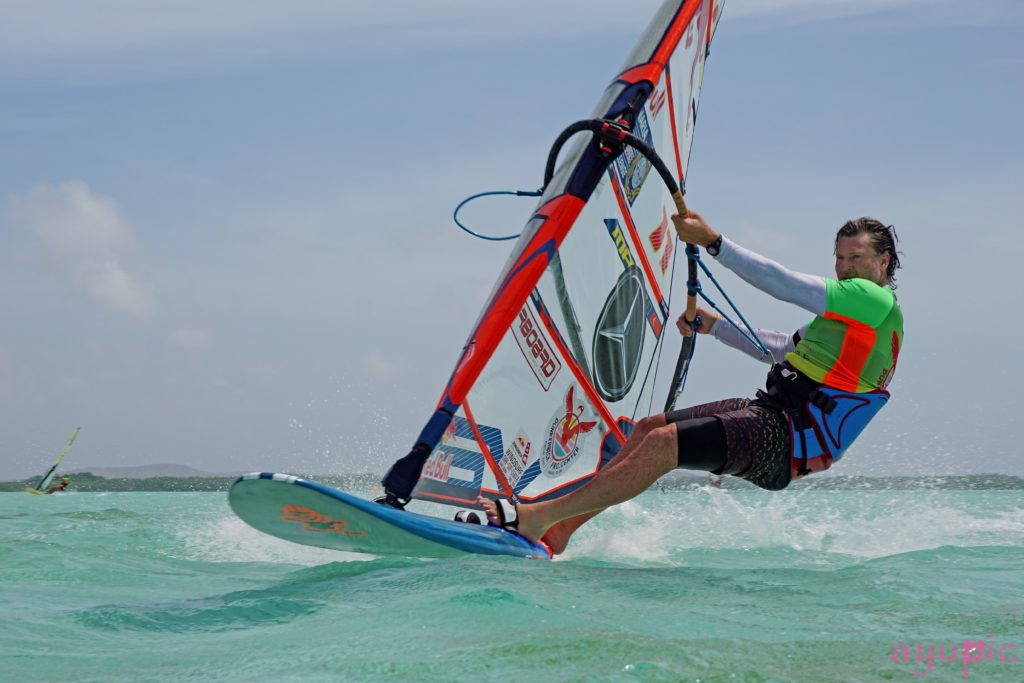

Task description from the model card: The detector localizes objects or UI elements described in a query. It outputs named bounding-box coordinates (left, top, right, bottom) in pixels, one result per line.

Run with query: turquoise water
left=3, top=484, right=1023, bottom=682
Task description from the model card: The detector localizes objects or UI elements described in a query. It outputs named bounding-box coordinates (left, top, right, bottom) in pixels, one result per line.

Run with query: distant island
left=65, top=463, right=243, bottom=480
left=2, top=467, right=1023, bottom=493
left=0, top=467, right=382, bottom=493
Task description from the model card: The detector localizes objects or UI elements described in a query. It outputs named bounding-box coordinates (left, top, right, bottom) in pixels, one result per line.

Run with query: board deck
left=228, top=473, right=551, bottom=560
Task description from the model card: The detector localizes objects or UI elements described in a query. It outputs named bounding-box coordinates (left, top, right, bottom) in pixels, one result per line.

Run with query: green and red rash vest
left=710, top=238, right=905, bottom=478
left=786, top=278, right=903, bottom=393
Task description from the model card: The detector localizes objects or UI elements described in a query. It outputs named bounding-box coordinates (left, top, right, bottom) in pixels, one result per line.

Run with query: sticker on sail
left=613, top=107, right=654, bottom=205
left=422, top=451, right=454, bottom=482
left=541, top=386, right=599, bottom=476
left=499, top=430, right=533, bottom=489
left=512, top=304, right=561, bottom=390
left=648, top=207, right=675, bottom=275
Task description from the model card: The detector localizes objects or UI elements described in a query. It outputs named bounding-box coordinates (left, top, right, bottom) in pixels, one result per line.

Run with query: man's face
left=835, top=233, right=890, bottom=286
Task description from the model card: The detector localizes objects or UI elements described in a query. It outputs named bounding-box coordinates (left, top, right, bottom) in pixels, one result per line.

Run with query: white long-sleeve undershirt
left=711, top=319, right=808, bottom=365
left=706, top=236, right=826, bottom=365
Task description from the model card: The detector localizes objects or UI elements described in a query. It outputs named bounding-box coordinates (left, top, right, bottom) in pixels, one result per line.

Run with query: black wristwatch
left=706, top=235, right=723, bottom=257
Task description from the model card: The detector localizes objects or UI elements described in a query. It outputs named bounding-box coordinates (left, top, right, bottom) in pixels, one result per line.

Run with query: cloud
left=5, top=0, right=1017, bottom=84
left=172, top=326, right=210, bottom=349
left=726, top=0, right=1024, bottom=28
left=7, top=181, right=157, bottom=317
left=729, top=0, right=935, bottom=16
left=0, top=1, right=652, bottom=82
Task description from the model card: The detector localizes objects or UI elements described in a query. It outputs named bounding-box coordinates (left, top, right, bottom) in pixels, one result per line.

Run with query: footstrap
left=495, top=498, right=519, bottom=532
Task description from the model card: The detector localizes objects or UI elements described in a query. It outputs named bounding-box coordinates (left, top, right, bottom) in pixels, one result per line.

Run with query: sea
left=3, top=477, right=1023, bottom=683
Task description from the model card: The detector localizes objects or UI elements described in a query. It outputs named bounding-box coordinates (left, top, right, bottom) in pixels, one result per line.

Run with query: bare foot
left=540, top=523, right=573, bottom=555
left=539, top=511, right=600, bottom=555
left=477, top=497, right=548, bottom=543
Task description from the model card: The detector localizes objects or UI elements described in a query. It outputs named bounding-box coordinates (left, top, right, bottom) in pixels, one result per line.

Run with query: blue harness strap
left=788, top=387, right=889, bottom=478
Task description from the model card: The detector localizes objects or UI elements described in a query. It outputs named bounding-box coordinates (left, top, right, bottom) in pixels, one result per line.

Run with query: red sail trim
left=615, top=0, right=703, bottom=86
left=515, top=425, right=632, bottom=501
left=648, top=309, right=664, bottom=338
left=416, top=487, right=514, bottom=506
left=609, top=172, right=669, bottom=312
left=532, top=297, right=626, bottom=445
left=513, top=415, right=639, bottom=503
left=664, top=65, right=684, bottom=182
left=707, top=0, right=716, bottom=45
left=415, top=490, right=481, bottom=507
left=518, top=470, right=602, bottom=503
left=462, top=399, right=516, bottom=500
left=448, top=194, right=586, bottom=404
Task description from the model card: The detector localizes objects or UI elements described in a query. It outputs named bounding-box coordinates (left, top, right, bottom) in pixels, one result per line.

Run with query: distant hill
left=67, top=464, right=244, bottom=479
left=0, top=470, right=381, bottom=493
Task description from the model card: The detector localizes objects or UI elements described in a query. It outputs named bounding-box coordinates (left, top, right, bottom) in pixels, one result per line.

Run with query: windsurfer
left=46, top=475, right=70, bottom=494
left=482, top=210, right=904, bottom=554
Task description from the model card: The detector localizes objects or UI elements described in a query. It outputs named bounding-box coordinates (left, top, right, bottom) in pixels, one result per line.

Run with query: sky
left=2, top=0, right=1022, bottom=480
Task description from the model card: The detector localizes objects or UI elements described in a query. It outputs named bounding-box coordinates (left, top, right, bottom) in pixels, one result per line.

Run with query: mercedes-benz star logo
left=592, top=266, right=646, bottom=402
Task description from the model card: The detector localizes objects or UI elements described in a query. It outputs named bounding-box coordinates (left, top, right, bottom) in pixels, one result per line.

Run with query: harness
left=756, top=363, right=890, bottom=479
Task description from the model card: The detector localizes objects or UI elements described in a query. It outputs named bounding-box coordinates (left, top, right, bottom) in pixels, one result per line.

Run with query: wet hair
left=834, top=217, right=902, bottom=288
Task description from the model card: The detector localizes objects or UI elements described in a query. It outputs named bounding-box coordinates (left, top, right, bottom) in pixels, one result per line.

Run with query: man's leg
left=482, top=419, right=680, bottom=543
left=540, top=414, right=668, bottom=553
left=537, top=400, right=742, bottom=553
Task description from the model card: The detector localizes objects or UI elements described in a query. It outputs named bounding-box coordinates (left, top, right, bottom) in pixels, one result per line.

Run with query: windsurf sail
left=29, top=427, right=80, bottom=493
left=383, top=0, right=726, bottom=509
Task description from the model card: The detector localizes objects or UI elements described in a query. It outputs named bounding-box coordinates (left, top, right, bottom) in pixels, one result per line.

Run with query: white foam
left=556, top=487, right=1024, bottom=564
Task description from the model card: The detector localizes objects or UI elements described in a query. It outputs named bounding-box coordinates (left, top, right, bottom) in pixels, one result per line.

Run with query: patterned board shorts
left=671, top=398, right=792, bottom=491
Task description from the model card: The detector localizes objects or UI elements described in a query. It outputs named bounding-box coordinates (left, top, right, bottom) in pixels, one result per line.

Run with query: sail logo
left=279, top=504, right=368, bottom=536
left=499, top=430, right=533, bottom=488
left=879, top=330, right=900, bottom=389
left=612, top=108, right=653, bottom=205
left=648, top=207, right=675, bottom=275
left=441, top=419, right=457, bottom=445
left=512, top=305, right=561, bottom=390
left=416, top=417, right=495, bottom=492
left=605, top=219, right=636, bottom=269
left=649, top=83, right=667, bottom=121
left=541, top=386, right=599, bottom=476
left=593, top=265, right=647, bottom=402
left=422, top=451, right=454, bottom=482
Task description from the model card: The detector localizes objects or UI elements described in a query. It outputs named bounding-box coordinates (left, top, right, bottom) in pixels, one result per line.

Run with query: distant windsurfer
left=482, top=211, right=904, bottom=554
left=46, top=475, right=70, bottom=494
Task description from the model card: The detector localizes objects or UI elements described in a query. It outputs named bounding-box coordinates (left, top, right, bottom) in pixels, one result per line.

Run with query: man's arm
left=711, top=318, right=807, bottom=364
left=672, top=212, right=827, bottom=316
left=715, top=238, right=826, bottom=316
left=678, top=309, right=807, bottom=364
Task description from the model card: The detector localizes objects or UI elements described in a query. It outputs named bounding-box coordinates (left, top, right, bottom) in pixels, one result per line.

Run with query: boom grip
left=671, top=190, right=688, bottom=217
